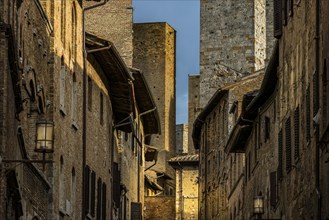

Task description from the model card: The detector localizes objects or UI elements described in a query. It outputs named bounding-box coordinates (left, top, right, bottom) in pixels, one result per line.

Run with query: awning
left=86, top=32, right=134, bottom=132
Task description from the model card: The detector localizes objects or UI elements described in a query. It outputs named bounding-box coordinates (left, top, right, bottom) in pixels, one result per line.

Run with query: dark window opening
left=285, top=117, right=292, bottom=172
left=294, top=107, right=300, bottom=161
left=100, top=93, right=104, bottom=125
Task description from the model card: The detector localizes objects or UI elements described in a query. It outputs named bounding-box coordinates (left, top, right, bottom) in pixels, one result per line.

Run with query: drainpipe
left=82, top=1, right=108, bottom=219
left=315, top=0, right=321, bottom=218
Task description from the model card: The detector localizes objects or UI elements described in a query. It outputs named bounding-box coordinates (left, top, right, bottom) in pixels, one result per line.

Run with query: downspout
left=82, top=1, right=108, bottom=219
left=137, top=107, right=157, bottom=202
left=315, top=0, right=321, bottom=218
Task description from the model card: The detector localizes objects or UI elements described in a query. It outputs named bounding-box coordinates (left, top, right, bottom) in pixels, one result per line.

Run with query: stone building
left=133, top=22, right=176, bottom=196
left=192, top=72, right=263, bottom=219
left=0, top=1, right=161, bottom=219
left=226, top=43, right=280, bottom=220
left=169, top=154, right=199, bottom=220
left=176, top=124, right=188, bottom=155
left=199, top=0, right=275, bottom=107
left=85, top=0, right=133, bottom=67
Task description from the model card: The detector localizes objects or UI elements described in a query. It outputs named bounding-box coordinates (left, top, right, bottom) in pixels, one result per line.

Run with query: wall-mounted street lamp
left=253, top=192, right=264, bottom=219
left=35, top=120, right=54, bottom=153
left=2, top=120, right=54, bottom=170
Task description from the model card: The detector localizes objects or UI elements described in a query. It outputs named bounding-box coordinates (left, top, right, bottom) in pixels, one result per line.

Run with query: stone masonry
left=199, top=0, right=274, bottom=108
left=176, top=124, right=188, bottom=154
left=85, top=0, right=133, bottom=67
left=133, top=22, right=176, bottom=193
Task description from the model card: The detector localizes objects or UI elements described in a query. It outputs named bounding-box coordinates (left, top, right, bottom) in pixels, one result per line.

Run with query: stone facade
left=176, top=124, right=188, bottom=154
left=0, top=1, right=161, bottom=220
left=169, top=154, right=199, bottom=220
left=199, top=0, right=274, bottom=108
left=193, top=72, right=263, bottom=219
left=85, top=0, right=133, bottom=67
left=133, top=22, right=176, bottom=195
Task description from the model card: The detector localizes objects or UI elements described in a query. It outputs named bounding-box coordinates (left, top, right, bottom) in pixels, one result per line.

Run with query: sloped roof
left=131, top=68, right=160, bottom=135
left=86, top=32, right=134, bottom=132
left=225, top=41, right=279, bottom=153
left=168, top=154, right=199, bottom=168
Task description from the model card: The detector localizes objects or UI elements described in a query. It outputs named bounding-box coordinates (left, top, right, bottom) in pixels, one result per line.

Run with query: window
left=285, top=117, right=292, bottom=172
left=61, top=0, right=66, bottom=46
left=265, top=117, right=270, bottom=142
left=270, top=171, right=278, bottom=207
left=97, top=178, right=103, bottom=220
left=71, top=168, right=76, bottom=218
left=323, top=59, right=328, bottom=122
left=278, top=130, right=283, bottom=179
left=88, top=77, right=92, bottom=111
left=71, top=4, right=77, bottom=61
left=294, top=107, right=300, bottom=161
left=84, top=166, right=95, bottom=216
left=59, top=156, right=64, bottom=209
left=100, top=93, right=104, bottom=125
left=102, top=183, right=107, bottom=220
left=72, top=73, right=77, bottom=123
left=60, top=57, right=66, bottom=114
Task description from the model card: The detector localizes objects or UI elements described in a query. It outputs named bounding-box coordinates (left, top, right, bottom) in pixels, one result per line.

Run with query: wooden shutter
left=102, top=183, right=107, bottom=220
left=274, top=0, right=283, bottom=38
left=85, top=166, right=90, bottom=214
left=270, top=171, right=278, bottom=207
left=113, top=163, right=120, bottom=208
left=97, top=178, right=102, bottom=220
left=278, top=130, right=283, bottom=179
left=285, top=117, right=292, bottom=172
left=91, top=171, right=96, bottom=216
left=294, top=107, right=300, bottom=160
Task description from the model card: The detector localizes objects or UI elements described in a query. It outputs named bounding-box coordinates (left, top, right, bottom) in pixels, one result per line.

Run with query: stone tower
left=199, top=0, right=274, bottom=107
left=133, top=22, right=176, bottom=193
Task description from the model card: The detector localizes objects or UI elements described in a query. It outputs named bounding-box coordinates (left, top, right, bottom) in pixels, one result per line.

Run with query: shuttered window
left=306, top=86, right=311, bottom=142
left=274, top=0, right=283, bottom=38
left=285, top=117, right=292, bottom=172
left=91, top=171, right=96, bottom=217
left=97, top=178, right=102, bottom=220
left=84, top=166, right=91, bottom=214
left=113, top=163, right=120, bottom=209
left=265, top=117, right=270, bottom=141
left=278, top=130, right=283, bottom=179
left=270, top=171, right=278, bottom=207
left=294, top=107, right=300, bottom=161
left=102, top=183, right=107, bottom=220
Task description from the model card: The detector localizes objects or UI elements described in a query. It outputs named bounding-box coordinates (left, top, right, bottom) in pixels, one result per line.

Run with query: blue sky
left=133, top=0, right=200, bottom=124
